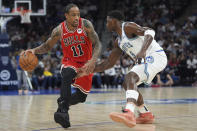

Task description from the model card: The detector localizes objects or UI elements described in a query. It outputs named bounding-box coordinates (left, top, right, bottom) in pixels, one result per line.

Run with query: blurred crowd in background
left=3, top=0, right=197, bottom=90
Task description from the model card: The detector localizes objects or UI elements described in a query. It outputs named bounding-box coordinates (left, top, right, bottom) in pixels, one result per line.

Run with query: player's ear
left=65, top=13, right=68, bottom=19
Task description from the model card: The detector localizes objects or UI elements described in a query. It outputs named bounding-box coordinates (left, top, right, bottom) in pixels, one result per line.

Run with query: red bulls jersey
left=61, top=18, right=92, bottom=63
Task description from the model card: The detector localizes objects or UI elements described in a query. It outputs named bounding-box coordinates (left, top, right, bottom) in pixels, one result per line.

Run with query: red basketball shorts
left=61, top=59, right=93, bottom=94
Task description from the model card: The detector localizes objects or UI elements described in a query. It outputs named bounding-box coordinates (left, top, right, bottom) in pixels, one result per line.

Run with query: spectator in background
left=14, top=50, right=29, bottom=95
left=103, top=65, right=116, bottom=88
left=156, top=68, right=174, bottom=87
left=92, top=58, right=102, bottom=88
left=186, top=52, right=197, bottom=82
left=43, top=65, right=53, bottom=90
left=92, top=72, right=102, bottom=88
left=168, top=53, right=179, bottom=72
left=177, top=53, right=187, bottom=85
left=50, top=59, right=62, bottom=89
left=114, top=60, right=124, bottom=88
left=32, top=61, right=46, bottom=90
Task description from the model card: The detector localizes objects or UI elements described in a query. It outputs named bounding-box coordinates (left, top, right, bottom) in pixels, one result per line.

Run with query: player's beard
left=72, top=20, right=78, bottom=27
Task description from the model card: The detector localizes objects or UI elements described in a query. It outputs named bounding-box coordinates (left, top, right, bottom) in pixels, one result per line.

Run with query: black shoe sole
left=54, top=112, right=71, bottom=128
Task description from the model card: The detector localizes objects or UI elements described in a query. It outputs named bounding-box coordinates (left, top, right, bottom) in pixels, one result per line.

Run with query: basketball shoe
left=136, top=112, right=155, bottom=124
left=109, top=109, right=136, bottom=128
left=54, top=97, right=71, bottom=128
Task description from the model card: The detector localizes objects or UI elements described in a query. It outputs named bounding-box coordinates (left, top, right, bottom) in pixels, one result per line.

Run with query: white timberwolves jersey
left=118, top=22, right=163, bottom=59
left=118, top=22, right=167, bottom=85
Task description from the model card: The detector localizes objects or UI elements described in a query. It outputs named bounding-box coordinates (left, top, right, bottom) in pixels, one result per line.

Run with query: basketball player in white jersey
left=79, top=10, right=167, bottom=128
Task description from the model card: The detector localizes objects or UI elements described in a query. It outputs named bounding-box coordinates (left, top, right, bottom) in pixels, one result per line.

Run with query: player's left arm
left=82, top=19, right=102, bottom=73
left=125, top=23, right=155, bottom=63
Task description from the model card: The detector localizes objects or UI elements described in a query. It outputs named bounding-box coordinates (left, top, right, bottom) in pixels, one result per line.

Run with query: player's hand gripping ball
left=19, top=51, right=38, bottom=71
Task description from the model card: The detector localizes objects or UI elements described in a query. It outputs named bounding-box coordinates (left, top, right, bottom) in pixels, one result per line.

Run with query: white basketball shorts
left=129, top=50, right=167, bottom=85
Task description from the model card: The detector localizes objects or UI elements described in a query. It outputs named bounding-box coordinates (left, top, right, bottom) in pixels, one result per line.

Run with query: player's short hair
left=107, top=10, right=124, bottom=21
left=64, top=3, right=78, bottom=13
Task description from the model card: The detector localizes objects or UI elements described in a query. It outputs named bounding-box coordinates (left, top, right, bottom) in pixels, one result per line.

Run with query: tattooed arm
left=80, top=19, right=102, bottom=74
left=23, top=25, right=61, bottom=55
left=83, top=19, right=101, bottom=62
left=34, top=25, right=61, bottom=54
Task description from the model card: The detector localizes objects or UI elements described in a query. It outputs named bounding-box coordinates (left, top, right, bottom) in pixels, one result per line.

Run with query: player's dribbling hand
left=76, top=68, right=87, bottom=78
left=136, top=51, right=146, bottom=64
left=75, top=59, right=96, bottom=78
left=83, top=59, right=96, bottom=74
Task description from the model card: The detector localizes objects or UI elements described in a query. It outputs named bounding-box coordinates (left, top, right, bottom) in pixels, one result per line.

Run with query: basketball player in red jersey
left=21, top=3, right=101, bottom=128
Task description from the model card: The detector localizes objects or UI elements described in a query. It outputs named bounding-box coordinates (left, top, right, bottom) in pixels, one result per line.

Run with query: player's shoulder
left=81, top=18, right=92, bottom=24
left=81, top=18, right=94, bottom=33
left=124, top=22, right=153, bottom=30
left=124, top=22, right=142, bottom=30
left=51, top=23, right=62, bottom=38
left=57, top=23, right=62, bottom=29
left=82, top=18, right=94, bottom=28
left=122, top=22, right=141, bottom=36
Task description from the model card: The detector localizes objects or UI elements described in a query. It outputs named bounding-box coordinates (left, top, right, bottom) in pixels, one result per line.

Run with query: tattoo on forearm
left=34, top=40, right=52, bottom=54
left=34, top=26, right=60, bottom=54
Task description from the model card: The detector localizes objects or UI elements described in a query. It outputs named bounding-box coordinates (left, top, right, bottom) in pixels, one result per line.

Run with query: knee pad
left=125, top=72, right=139, bottom=84
left=61, top=67, right=77, bottom=83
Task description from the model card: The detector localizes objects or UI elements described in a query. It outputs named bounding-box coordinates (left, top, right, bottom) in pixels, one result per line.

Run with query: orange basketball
left=19, top=51, right=38, bottom=71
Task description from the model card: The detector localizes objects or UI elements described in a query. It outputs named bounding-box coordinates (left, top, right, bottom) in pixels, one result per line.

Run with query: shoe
left=136, top=112, right=155, bottom=124
left=54, top=111, right=71, bottom=128
left=109, top=109, right=136, bottom=128
left=54, top=97, right=70, bottom=128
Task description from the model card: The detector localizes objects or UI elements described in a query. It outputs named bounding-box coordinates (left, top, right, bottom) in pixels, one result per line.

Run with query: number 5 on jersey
left=71, top=44, right=84, bottom=57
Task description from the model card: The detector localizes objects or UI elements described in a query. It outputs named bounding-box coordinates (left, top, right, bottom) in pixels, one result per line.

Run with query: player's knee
left=61, top=67, right=77, bottom=82
left=125, top=72, right=139, bottom=84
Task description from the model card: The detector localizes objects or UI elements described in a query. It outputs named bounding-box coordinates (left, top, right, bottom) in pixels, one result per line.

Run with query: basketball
left=19, top=51, right=38, bottom=71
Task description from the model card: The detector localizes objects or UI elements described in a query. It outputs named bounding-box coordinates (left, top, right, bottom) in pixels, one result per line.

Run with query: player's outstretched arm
left=31, top=25, right=61, bottom=54
left=82, top=19, right=102, bottom=73
left=94, top=39, right=122, bottom=73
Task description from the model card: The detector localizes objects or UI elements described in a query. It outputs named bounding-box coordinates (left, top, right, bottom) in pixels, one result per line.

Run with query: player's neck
left=114, top=22, right=122, bottom=38
left=66, top=21, right=78, bottom=32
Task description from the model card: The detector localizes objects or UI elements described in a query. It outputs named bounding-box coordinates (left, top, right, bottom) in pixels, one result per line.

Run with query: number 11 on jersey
left=71, top=44, right=84, bottom=57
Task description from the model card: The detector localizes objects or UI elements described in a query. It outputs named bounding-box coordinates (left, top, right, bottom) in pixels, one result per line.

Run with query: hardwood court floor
left=0, top=87, right=197, bottom=131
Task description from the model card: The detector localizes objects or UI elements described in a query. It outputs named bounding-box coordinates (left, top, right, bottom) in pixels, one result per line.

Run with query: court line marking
left=32, top=121, right=114, bottom=131
left=0, top=86, right=196, bottom=96
left=0, top=90, right=116, bottom=96
left=85, top=98, right=197, bottom=105
left=156, top=115, right=197, bottom=119
left=32, top=115, right=197, bottom=131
